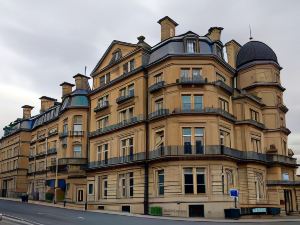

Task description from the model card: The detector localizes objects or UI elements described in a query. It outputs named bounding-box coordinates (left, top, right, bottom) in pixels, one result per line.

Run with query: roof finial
left=249, top=24, right=253, bottom=40
left=84, top=66, right=87, bottom=76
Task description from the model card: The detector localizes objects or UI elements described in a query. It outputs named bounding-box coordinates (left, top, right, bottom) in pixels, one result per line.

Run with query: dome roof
left=236, top=41, right=279, bottom=69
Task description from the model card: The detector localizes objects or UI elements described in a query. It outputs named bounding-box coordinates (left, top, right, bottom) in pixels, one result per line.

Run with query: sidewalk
left=1, top=197, right=300, bottom=223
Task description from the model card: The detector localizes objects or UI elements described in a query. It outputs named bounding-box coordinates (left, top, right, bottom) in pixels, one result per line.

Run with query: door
left=2, top=180, right=7, bottom=197
left=77, top=189, right=84, bottom=202
left=284, top=189, right=293, bottom=215
left=189, top=205, right=204, bottom=217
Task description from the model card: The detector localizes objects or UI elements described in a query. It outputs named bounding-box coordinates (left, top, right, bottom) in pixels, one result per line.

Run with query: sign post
left=229, top=189, right=239, bottom=208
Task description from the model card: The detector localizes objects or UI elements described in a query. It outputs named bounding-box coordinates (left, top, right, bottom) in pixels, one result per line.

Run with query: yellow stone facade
left=0, top=17, right=299, bottom=218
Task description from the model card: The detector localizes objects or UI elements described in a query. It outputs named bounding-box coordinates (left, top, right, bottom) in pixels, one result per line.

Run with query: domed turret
left=236, top=41, right=279, bottom=70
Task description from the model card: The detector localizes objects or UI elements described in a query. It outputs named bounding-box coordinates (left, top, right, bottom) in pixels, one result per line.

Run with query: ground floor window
left=184, top=167, right=206, bottom=194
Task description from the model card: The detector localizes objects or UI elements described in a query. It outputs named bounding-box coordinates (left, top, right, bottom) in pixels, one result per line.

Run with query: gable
left=91, top=41, right=137, bottom=75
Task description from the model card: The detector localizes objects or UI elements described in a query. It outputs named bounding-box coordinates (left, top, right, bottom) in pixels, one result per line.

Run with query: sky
left=0, top=0, right=299, bottom=165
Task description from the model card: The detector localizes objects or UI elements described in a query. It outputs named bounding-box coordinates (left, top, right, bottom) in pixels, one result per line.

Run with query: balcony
left=89, top=115, right=145, bottom=138
left=58, top=158, right=87, bottom=166
left=116, top=92, right=134, bottom=104
left=94, top=101, right=109, bottom=112
left=36, top=151, right=46, bottom=158
left=59, top=131, right=68, bottom=138
left=148, top=109, right=169, bottom=120
left=176, top=76, right=207, bottom=85
left=47, top=148, right=57, bottom=155
left=149, top=81, right=165, bottom=93
left=69, top=131, right=84, bottom=137
left=173, top=107, right=236, bottom=122
left=236, top=119, right=265, bottom=129
left=277, top=103, right=289, bottom=113
left=267, top=180, right=300, bottom=186
left=88, top=152, right=145, bottom=170
left=214, top=80, right=234, bottom=94
left=148, top=145, right=297, bottom=166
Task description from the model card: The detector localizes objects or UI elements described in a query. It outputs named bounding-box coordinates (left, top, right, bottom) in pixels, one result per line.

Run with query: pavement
left=0, top=198, right=300, bottom=225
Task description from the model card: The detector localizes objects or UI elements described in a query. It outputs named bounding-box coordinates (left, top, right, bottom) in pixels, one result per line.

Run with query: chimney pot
left=39, top=96, right=57, bottom=113
left=21, top=105, right=34, bottom=119
left=60, top=82, right=74, bottom=98
left=73, top=73, right=90, bottom=90
left=225, top=39, right=241, bottom=68
left=157, top=16, right=178, bottom=41
left=207, top=27, right=224, bottom=42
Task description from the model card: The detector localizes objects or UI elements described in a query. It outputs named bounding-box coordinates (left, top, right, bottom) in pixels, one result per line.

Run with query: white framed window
left=96, top=116, right=109, bottom=130
left=157, top=170, right=164, bottom=196
left=73, top=145, right=82, bottom=158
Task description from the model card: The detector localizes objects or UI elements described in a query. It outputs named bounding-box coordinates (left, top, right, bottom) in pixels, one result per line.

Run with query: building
left=0, top=106, right=33, bottom=198
left=0, top=16, right=300, bottom=218
left=85, top=17, right=300, bottom=218
left=1, top=74, right=90, bottom=203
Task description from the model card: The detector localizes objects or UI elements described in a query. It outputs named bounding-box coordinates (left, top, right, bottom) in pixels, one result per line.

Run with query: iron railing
left=47, top=148, right=57, bottom=155
left=94, top=101, right=109, bottom=112
left=148, top=109, right=169, bottom=120
left=148, top=145, right=297, bottom=165
left=149, top=81, right=165, bottom=93
left=88, top=152, right=145, bottom=169
left=267, top=180, right=300, bottom=186
left=116, top=92, right=135, bottom=104
left=173, top=107, right=236, bottom=121
left=176, top=75, right=207, bottom=85
left=58, top=158, right=87, bottom=166
left=89, top=115, right=145, bottom=137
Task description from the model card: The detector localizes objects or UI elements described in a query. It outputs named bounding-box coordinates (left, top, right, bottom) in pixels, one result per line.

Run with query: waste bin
left=224, top=208, right=241, bottom=219
left=21, top=194, right=28, bottom=203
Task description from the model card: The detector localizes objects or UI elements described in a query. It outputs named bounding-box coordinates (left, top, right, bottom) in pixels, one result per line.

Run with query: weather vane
left=249, top=24, right=253, bottom=40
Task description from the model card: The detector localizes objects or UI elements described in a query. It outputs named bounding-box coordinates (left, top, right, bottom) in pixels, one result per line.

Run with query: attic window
left=187, top=40, right=196, bottom=53
left=111, top=49, right=122, bottom=63
left=184, top=36, right=199, bottom=53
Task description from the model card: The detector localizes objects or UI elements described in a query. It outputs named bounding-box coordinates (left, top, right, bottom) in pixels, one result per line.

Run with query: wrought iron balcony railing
left=47, top=148, right=57, bottom=155
left=176, top=76, right=207, bottom=85
left=148, top=145, right=297, bottom=165
left=148, top=109, right=169, bottom=120
left=58, top=158, right=87, bottom=166
left=267, top=180, right=300, bottom=186
left=173, top=107, right=236, bottom=121
left=94, top=101, right=109, bottom=112
left=116, top=92, right=134, bottom=104
left=89, top=115, right=145, bottom=138
left=149, top=81, right=165, bottom=93
left=88, top=152, right=145, bottom=170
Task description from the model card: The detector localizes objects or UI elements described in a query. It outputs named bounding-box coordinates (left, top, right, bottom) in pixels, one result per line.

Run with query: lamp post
left=54, top=156, right=58, bottom=204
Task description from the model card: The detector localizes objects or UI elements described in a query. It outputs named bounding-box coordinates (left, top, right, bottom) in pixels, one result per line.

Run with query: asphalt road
left=0, top=200, right=299, bottom=225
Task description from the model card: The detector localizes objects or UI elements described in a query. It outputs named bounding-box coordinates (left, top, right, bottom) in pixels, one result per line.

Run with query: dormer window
left=111, top=49, right=122, bottom=63
left=187, top=40, right=197, bottom=53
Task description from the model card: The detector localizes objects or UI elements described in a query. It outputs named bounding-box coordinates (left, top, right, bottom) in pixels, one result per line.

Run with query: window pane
left=182, top=95, right=191, bottom=110
left=194, top=96, right=203, bottom=110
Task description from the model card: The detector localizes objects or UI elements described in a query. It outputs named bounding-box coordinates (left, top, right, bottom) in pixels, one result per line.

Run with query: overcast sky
left=0, top=0, right=299, bottom=163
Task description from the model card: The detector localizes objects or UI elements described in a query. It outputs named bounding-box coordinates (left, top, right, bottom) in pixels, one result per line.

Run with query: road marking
left=3, top=215, right=45, bottom=225
left=77, top=216, right=85, bottom=220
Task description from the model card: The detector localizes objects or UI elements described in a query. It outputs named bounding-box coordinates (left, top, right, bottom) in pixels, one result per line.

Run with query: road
left=0, top=200, right=299, bottom=225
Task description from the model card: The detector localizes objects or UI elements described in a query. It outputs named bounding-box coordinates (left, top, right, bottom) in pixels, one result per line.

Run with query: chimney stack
left=225, top=40, right=241, bottom=68
left=39, top=96, right=57, bottom=113
left=21, top=105, right=34, bottom=119
left=157, top=16, right=178, bottom=42
left=207, top=27, right=224, bottom=42
left=60, top=82, right=74, bottom=98
left=73, top=73, right=90, bottom=90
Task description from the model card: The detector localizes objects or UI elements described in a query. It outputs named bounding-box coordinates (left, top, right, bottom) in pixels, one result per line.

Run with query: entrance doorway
left=189, top=205, right=204, bottom=217
left=2, top=180, right=7, bottom=197
left=284, top=189, right=293, bottom=215
left=77, top=189, right=84, bottom=202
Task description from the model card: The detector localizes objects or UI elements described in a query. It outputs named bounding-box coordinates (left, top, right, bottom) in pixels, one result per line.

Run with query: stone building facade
left=0, top=16, right=299, bottom=218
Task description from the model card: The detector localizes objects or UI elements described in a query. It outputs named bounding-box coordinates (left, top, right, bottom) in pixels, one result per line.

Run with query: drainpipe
left=45, top=137, right=48, bottom=200
left=144, top=69, right=149, bottom=215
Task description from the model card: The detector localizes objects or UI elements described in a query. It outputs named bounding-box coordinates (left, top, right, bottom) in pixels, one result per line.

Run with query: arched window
left=255, top=172, right=264, bottom=201
left=224, top=169, right=234, bottom=194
